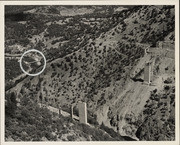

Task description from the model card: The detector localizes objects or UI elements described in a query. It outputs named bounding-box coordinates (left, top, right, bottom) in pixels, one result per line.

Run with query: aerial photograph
left=4, top=5, right=175, bottom=141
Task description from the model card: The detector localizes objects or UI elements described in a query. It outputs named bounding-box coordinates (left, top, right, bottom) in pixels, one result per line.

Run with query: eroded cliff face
left=96, top=44, right=175, bottom=140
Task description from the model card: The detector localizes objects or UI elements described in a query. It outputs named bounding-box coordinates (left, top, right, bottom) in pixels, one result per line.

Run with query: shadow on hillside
left=131, top=77, right=144, bottom=82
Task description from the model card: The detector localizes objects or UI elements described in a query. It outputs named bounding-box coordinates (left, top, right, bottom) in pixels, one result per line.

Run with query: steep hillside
left=5, top=95, right=130, bottom=141
left=5, top=5, right=175, bottom=141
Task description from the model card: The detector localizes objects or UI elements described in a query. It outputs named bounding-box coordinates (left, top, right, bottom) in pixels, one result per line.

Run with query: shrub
left=164, top=78, right=172, bottom=84
left=164, top=85, right=170, bottom=90
left=67, top=135, right=76, bottom=141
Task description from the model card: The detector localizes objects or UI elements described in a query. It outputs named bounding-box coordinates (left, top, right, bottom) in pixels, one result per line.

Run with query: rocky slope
left=5, top=5, right=175, bottom=141
left=5, top=95, right=131, bottom=141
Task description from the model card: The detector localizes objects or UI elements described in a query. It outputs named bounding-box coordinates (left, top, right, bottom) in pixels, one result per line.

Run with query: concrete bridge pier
left=78, top=102, right=87, bottom=124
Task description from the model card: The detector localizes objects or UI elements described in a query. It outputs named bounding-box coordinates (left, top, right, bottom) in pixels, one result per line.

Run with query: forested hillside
left=5, top=5, right=175, bottom=141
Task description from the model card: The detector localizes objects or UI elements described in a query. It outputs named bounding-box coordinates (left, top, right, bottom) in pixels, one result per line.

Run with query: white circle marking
left=19, top=49, right=46, bottom=76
